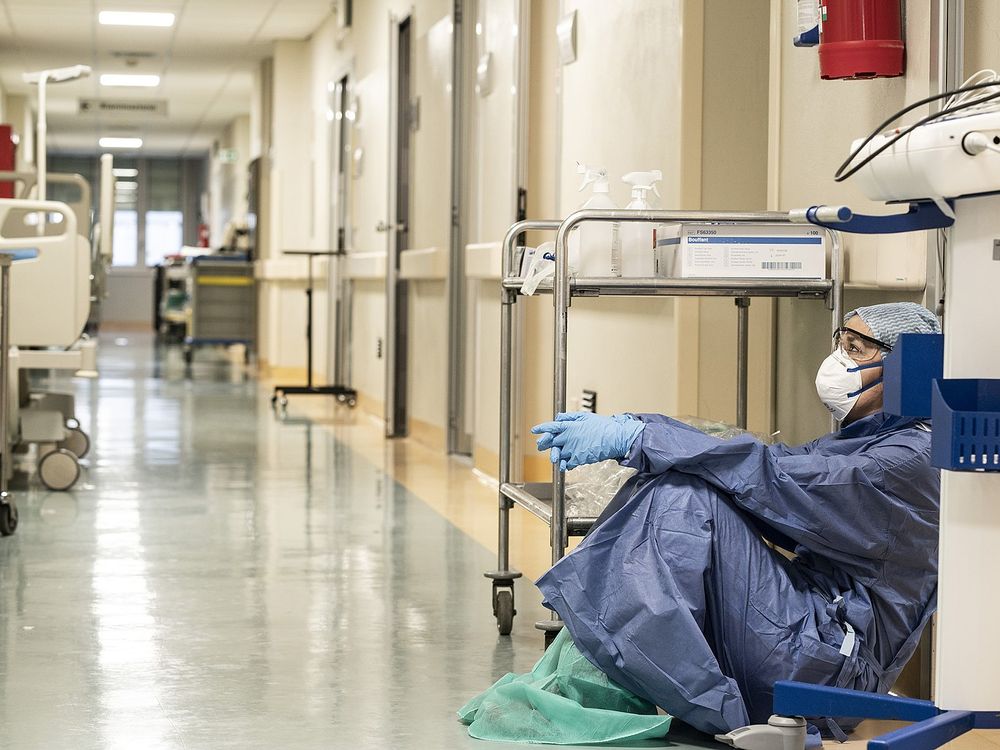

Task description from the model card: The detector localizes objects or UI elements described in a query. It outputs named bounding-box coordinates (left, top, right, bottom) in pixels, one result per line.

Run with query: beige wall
left=256, top=41, right=325, bottom=378
left=2, top=94, right=33, bottom=172
left=696, top=1, right=773, bottom=433
left=554, top=0, right=702, bottom=429
left=208, top=115, right=251, bottom=248
left=965, top=4, right=1000, bottom=75
left=249, top=0, right=991, bottom=468
left=770, top=0, right=935, bottom=443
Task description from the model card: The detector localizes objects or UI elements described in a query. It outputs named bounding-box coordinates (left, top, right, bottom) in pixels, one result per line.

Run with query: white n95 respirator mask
left=815, top=348, right=883, bottom=421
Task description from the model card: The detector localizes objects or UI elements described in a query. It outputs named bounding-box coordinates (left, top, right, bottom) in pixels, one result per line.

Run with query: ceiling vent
left=79, top=99, right=168, bottom=117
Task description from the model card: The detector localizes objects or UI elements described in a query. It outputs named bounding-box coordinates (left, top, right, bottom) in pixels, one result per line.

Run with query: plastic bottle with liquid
left=617, top=170, right=662, bottom=277
left=570, top=163, right=620, bottom=277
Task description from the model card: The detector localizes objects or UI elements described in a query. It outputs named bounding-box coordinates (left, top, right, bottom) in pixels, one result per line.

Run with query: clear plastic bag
left=674, top=415, right=774, bottom=443
left=565, top=460, right=637, bottom=519
left=562, top=418, right=769, bottom=520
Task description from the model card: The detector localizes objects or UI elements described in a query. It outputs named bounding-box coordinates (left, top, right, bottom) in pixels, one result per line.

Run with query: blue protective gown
left=535, top=412, right=939, bottom=736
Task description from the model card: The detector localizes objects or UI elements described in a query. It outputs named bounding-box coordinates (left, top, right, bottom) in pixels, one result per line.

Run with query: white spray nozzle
left=577, top=161, right=609, bottom=192
left=622, top=170, right=663, bottom=199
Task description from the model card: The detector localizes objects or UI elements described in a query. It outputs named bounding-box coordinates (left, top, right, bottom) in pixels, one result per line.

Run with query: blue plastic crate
left=883, top=334, right=944, bottom=419
left=931, top=379, right=1000, bottom=471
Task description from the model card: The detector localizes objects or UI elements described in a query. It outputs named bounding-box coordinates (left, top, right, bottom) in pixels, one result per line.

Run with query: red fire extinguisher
left=198, top=223, right=210, bottom=247
left=818, top=0, right=905, bottom=80
left=0, top=125, right=15, bottom=199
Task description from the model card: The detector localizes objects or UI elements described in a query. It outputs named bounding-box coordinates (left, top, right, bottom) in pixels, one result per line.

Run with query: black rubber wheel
left=60, top=427, right=90, bottom=459
left=183, top=348, right=193, bottom=365
left=543, top=628, right=559, bottom=650
left=0, top=502, right=17, bottom=536
left=495, top=589, right=514, bottom=635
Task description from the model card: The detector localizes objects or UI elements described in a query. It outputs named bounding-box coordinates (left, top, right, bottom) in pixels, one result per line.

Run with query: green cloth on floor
left=458, top=629, right=672, bottom=745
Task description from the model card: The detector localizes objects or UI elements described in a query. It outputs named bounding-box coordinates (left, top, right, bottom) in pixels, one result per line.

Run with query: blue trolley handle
left=791, top=200, right=955, bottom=234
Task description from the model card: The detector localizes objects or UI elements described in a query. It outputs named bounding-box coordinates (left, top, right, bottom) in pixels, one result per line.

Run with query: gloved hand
left=530, top=412, right=645, bottom=471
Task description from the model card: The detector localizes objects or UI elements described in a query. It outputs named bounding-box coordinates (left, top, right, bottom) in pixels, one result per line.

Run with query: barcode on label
left=761, top=262, right=802, bottom=270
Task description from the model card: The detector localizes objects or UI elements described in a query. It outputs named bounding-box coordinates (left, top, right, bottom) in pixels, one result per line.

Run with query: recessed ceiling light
left=100, top=74, right=160, bottom=88
left=111, top=168, right=138, bottom=178
left=115, top=181, right=138, bottom=190
left=99, top=137, right=143, bottom=149
left=98, top=11, right=175, bottom=27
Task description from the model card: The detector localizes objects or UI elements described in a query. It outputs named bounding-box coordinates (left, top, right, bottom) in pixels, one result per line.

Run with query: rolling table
left=271, top=250, right=357, bottom=411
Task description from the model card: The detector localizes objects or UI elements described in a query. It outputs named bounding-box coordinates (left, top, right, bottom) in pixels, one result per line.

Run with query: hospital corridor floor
left=0, top=333, right=994, bottom=750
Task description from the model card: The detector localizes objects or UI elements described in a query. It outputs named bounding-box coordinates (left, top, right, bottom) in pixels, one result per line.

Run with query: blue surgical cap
left=844, top=302, right=941, bottom=350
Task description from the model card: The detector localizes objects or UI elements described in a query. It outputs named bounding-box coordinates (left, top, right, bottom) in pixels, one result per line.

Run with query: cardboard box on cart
left=654, top=223, right=827, bottom=279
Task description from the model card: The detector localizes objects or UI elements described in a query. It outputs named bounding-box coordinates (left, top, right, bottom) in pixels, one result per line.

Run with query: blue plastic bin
left=883, top=334, right=943, bottom=419
left=931, top=379, right=1000, bottom=471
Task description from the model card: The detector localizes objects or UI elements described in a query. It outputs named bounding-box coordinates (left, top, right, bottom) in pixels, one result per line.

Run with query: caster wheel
left=65, top=417, right=80, bottom=431
left=279, top=397, right=288, bottom=409
left=38, top=449, right=81, bottom=491
left=270, top=395, right=279, bottom=410
left=336, top=394, right=347, bottom=404
left=543, top=628, right=559, bottom=650
left=495, top=589, right=515, bottom=635
left=60, top=427, right=90, bottom=459
left=347, top=398, right=357, bottom=408
left=183, top=348, right=193, bottom=365
left=0, top=501, right=17, bottom=536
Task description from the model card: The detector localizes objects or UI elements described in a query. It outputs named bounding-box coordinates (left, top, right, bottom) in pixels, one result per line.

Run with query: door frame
left=385, top=12, right=414, bottom=438
left=326, top=65, right=356, bottom=390
left=446, top=0, right=473, bottom=455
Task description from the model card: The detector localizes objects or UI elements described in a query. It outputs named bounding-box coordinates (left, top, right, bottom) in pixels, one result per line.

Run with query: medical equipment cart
left=154, top=258, right=190, bottom=343
left=270, top=250, right=357, bottom=411
left=183, top=255, right=255, bottom=365
left=486, top=210, right=844, bottom=640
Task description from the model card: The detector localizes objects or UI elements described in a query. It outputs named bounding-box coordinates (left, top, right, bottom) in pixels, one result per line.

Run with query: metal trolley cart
left=183, top=255, right=255, bottom=365
left=486, top=209, right=845, bottom=642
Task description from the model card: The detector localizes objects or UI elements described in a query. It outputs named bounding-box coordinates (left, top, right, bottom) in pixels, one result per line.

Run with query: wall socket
left=581, top=389, right=597, bottom=413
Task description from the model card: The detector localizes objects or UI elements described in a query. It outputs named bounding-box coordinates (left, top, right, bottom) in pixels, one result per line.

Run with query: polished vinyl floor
left=0, top=333, right=994, bottom=749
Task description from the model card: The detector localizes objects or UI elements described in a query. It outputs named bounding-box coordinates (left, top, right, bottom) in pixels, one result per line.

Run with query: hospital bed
left=0, top=194, right=94, bottom=491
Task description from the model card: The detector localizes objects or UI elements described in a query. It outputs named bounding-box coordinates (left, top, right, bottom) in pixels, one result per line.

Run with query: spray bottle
left=570, top=162, right=619, bottom=277
left=617, top=170, right=662, bottom=277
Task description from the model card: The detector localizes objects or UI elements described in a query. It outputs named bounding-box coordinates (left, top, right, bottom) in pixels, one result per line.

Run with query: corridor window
left=112, top=210, right=139, bottom=267
left=145, top=210, right=184, bottom=266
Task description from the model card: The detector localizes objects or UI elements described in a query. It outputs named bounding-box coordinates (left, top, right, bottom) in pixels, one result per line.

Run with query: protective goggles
left=833, top=327, right=892, bottom=363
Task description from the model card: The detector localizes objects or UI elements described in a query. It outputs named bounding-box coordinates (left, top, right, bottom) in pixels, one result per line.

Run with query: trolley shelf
left=488, top=210, right=844, bottom=642
left=502, top=276, right=833, bottom=298
left=500, top=482, right=596, bottom=535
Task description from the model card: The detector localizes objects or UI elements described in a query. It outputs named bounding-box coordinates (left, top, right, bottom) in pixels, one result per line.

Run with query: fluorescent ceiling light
left=112, top=168, right=138, bottom=178
left=115, top=181, right=138, bottom=190
left=100, top=137, right=143, bottom=149
left=99, top=11, right=175, bottom=27
left=100, top=74, right=160, bottom=88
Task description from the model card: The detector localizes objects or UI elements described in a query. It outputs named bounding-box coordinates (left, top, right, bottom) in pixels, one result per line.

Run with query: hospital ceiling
left=0, top=0, right=335, bottom=156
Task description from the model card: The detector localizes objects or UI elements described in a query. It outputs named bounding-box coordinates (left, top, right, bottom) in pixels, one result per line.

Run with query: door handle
left=376, top=221, right=407, bottom=233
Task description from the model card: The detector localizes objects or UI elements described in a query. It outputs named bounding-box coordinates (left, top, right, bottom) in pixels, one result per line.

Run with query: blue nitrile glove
left=530, top=412, right=645, bottom=471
